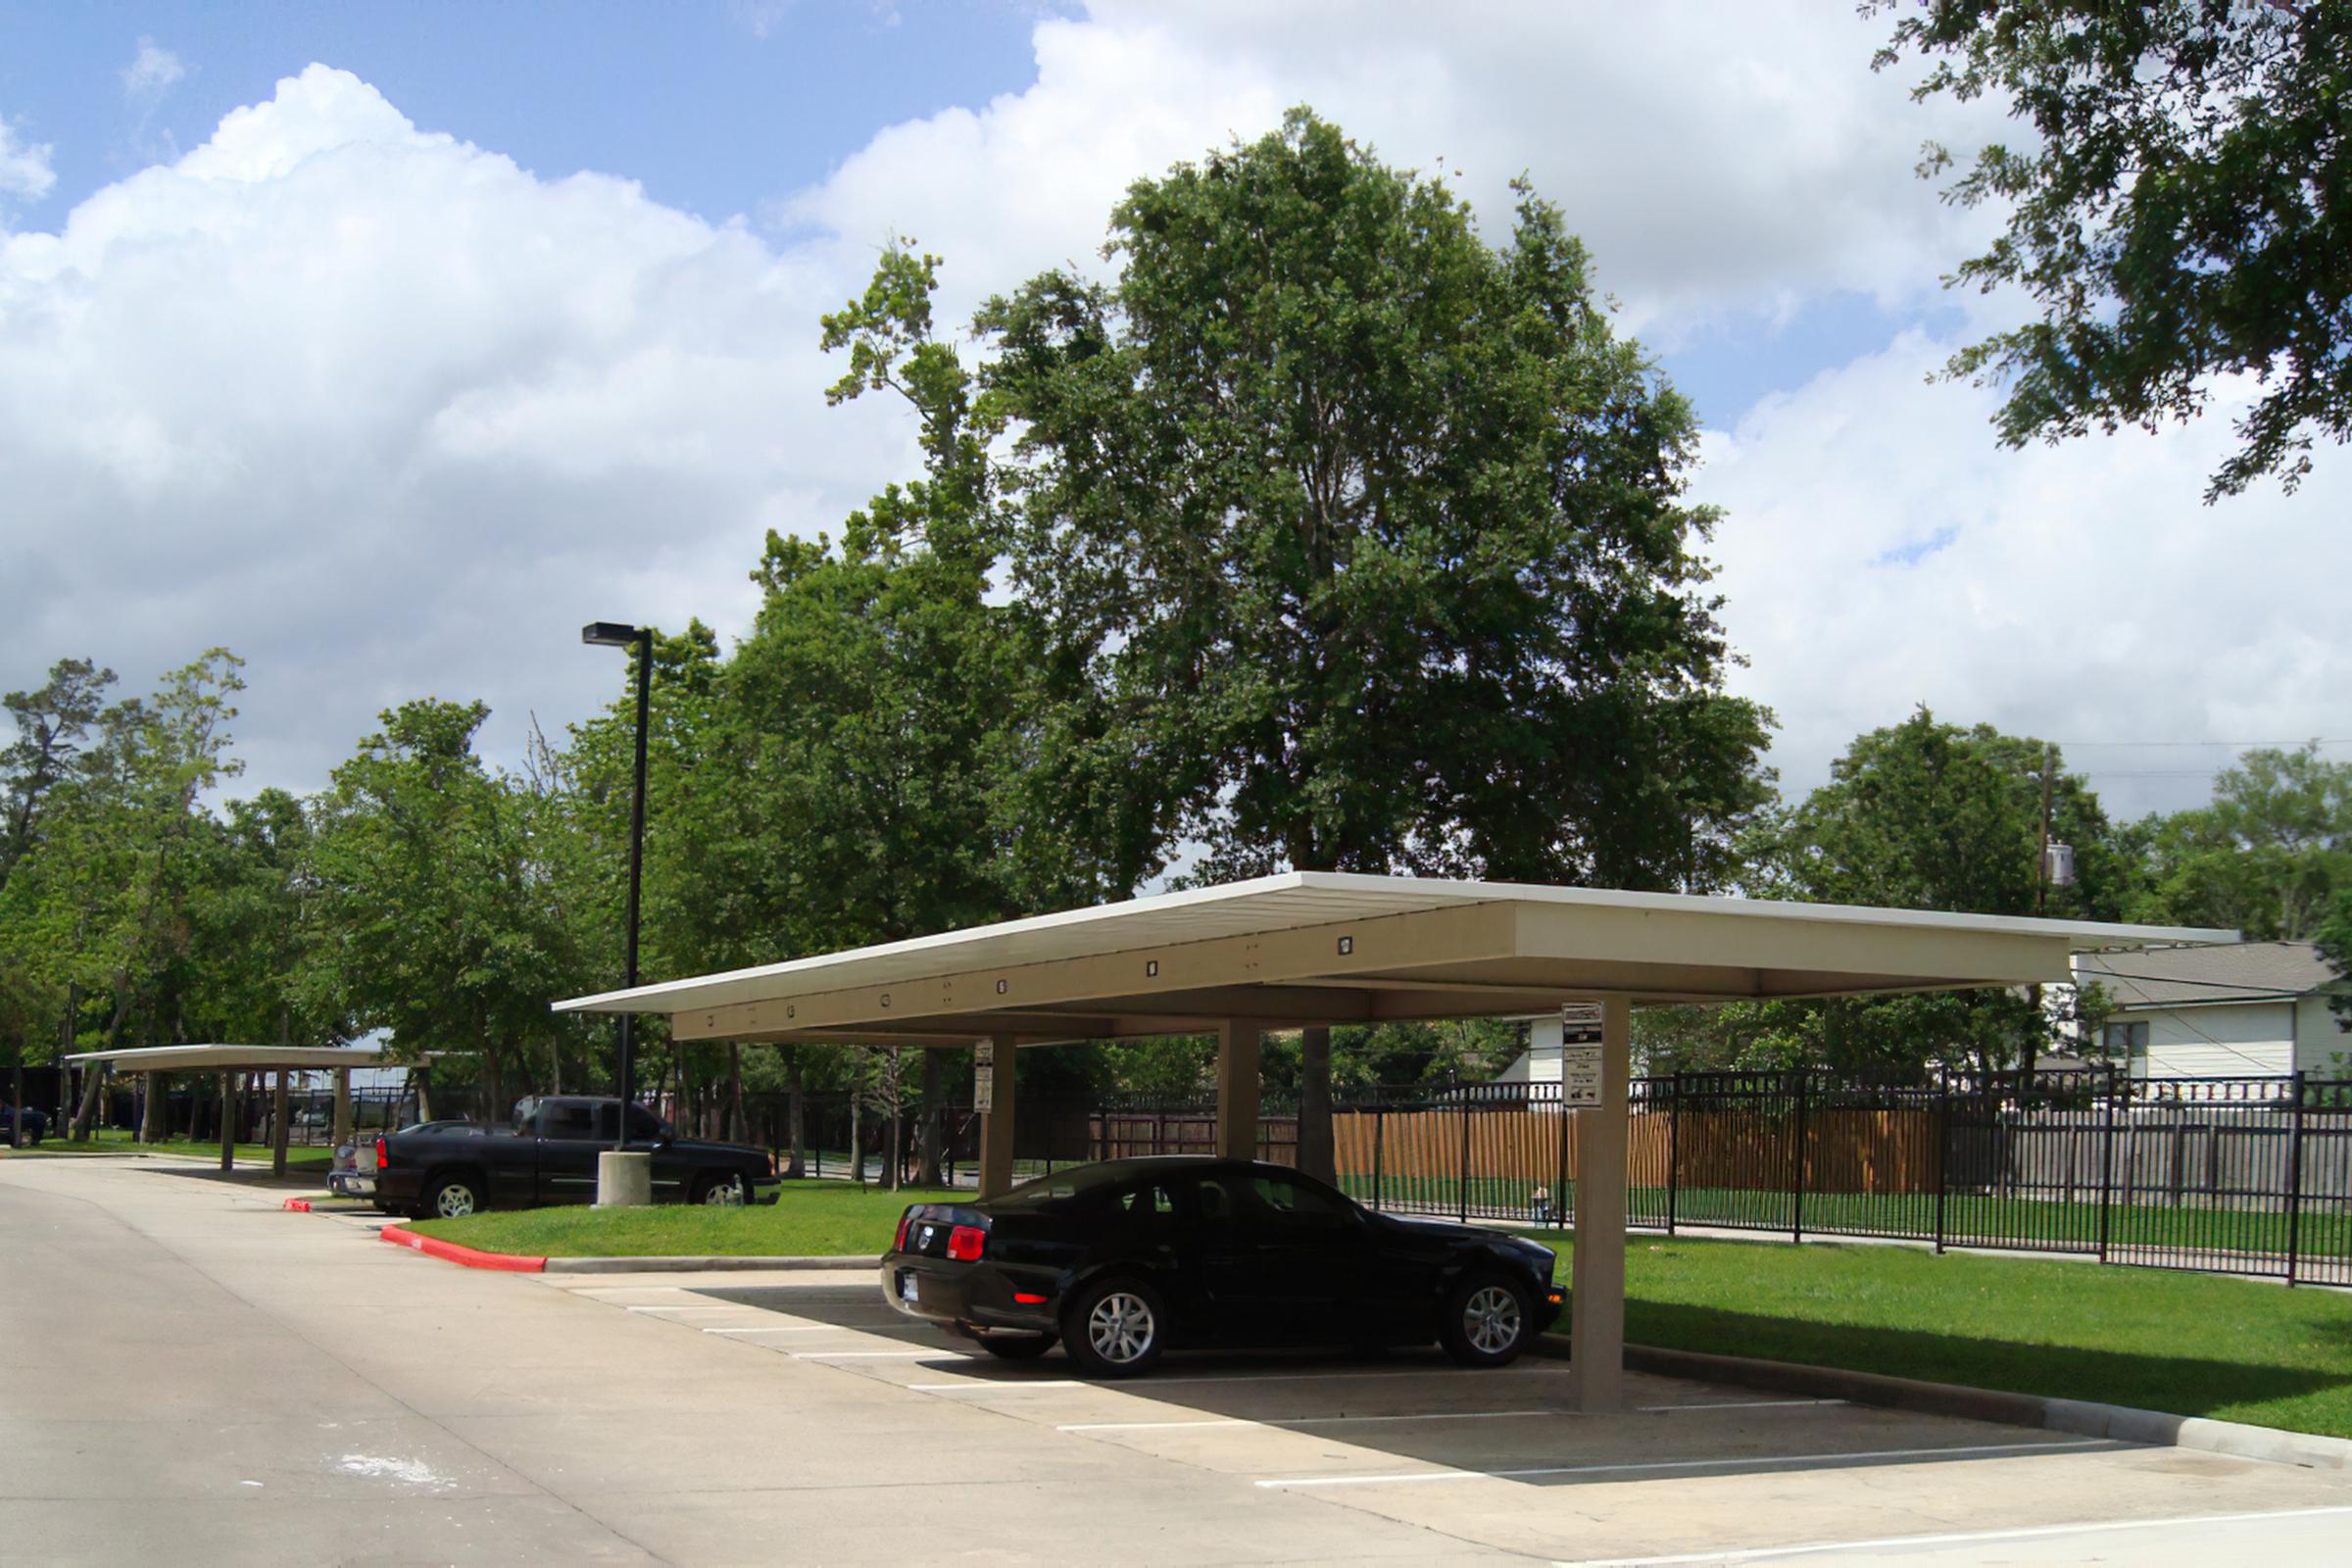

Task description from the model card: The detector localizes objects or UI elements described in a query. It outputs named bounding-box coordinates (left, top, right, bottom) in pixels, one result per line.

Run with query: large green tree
left=977, top=111, right=1772, bottom=1173
left=2125, top=745, right=2352, bottom=941
left=1873, top=0, right=2352, bottom=501
left=1704, top=710, right=2130, bottom=1079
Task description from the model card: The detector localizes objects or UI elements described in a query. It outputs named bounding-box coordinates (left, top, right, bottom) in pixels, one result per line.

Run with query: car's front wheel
left=1061, top=1276, right=1166, bottom=1379
left=422, top=1174, right=484, bottom=1221
left=694, top=1172, right=747, bottom=1206
left=1439, top=1274, right=1534, bottom=1368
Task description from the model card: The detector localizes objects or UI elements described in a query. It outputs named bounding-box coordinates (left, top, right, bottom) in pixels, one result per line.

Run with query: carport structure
left=59, top=1043, right=384, bottom=1178
left=555, top=871, right=2229, bottom=1411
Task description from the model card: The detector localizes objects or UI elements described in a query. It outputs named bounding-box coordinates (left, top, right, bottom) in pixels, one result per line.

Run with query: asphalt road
left=5, top=1154, right=2350, bottom=1566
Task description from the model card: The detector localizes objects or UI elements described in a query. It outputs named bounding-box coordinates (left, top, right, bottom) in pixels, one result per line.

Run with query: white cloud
left=0, top=66, right=908, bottom=791
left=782, top=0, right=2009, bottom=341
left=0, top=113, right=56, bottom=206
left=122, top=38, right=188, bottom=105
left=0, top=10, right=2327, bottom=836
left=1696, top=339, right=2352, bottom=819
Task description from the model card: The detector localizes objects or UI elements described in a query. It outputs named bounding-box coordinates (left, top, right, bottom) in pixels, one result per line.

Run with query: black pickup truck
left=372, top=1096, right=780, bottom=1220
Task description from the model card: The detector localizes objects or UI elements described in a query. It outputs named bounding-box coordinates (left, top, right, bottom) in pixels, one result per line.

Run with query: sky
left=4, top=0, right=2347, bottom=831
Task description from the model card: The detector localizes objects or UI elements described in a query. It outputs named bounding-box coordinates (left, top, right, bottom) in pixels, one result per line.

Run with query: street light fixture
left=582, top=620, right=653, bottom=1157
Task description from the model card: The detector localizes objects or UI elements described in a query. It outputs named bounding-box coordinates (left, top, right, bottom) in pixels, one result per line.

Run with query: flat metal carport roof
left=554, top=871, right=2234, bottom=1045
left=62, top=1043, right=385, bottom=1072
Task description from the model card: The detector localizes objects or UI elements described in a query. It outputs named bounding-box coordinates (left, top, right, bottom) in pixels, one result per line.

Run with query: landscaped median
left=392, top=1186, right=2351, bottom=1443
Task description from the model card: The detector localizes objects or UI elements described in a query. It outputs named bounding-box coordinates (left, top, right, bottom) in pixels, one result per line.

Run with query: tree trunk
left=71, top=1064, right=105, bottom=1139
left=917, top=1048, right=947, bottom=1186
left=1297, top=1024, right=1336, bottom=1184
left=849, top=1053, right=864, bottom=1189
left=784, top=1048, right=806, bottom=1178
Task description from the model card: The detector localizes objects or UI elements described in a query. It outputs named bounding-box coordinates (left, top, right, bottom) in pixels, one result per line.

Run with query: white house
left=2073, top=942, right=2350, bottom=1079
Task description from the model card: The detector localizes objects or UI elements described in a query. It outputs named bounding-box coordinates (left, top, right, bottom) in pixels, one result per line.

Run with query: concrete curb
left=1552, top=1338, right=2352, bottom=1473
left=378, top=1224, right=547, bottom=1273
left=542, top=1253, right=874, bottom=1274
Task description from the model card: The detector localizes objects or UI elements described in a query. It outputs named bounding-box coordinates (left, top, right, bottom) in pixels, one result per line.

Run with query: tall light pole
left=583, top=621, right=653, bottom=1158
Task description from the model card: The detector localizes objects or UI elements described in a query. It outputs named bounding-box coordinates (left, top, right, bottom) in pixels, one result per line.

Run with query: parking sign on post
left=973, top=1041, right=994, bottom=1114
left=1560, top=1003, right=1604, bottom=1106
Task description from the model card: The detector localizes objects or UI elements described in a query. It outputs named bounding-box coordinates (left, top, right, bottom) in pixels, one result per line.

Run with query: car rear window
left=990, top=1168, right=1117, bottom=1214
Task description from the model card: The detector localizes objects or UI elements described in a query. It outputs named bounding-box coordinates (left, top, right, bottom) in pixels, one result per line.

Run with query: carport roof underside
left=553, top=872, right=2235, bottom=1048
left=60, top=1043, right=386, bottom=1072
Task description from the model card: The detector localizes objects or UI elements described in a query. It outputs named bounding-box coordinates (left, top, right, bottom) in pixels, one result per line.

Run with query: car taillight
left=893, top=1210, right=913, bottom=1253
left=945, top=1224, right=987, bottom=1262
left=374, top=1135, right=389, bottom=1168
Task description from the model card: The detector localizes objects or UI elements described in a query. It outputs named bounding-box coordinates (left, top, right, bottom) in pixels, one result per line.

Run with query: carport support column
left=977, top=1032, right=1018, bottom=1199
left=270, top=1070, right=290, bottom=1178
left=1216, top=1018, right=1264, bottom=1160
left=219, top=1071, right=234, bottom=1171
left=332, top=1068, right=352, bottom=1150
left=143, top=1072, right=168, bottom=1144
left=1567, top=996, right=1632, bottom=1413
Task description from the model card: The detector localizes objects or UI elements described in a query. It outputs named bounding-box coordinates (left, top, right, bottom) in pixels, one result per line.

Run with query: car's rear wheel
left=694, top=1172, right=747, bottom=1206
left=1061, top=1276, right=1165, bottom=1379
left=423, top=1174, right=484, bottom=1221
left=1440, top=1274, right=1533, bottom=1368
left=975, top=1330, right=1056, bottom=1360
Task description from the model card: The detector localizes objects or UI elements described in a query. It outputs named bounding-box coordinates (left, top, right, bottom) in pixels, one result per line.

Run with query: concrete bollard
left=596, top=1151, right=652, bottom=1206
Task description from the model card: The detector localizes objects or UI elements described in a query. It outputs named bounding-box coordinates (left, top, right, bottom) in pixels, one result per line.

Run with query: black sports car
left=881, top=1156, right=1562, bottom=1378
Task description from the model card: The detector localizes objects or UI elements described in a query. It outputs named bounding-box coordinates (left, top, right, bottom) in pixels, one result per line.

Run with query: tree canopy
left=1873, top=0, right=2352, bottom=501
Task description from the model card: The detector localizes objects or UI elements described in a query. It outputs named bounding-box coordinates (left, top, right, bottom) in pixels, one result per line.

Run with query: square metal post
left=977, top=1034, right=1018, bottom=1198
left=1566, top=997, right=1632, bottom=1413
left=1215, top=1019, right=1263, bottom=1160
left=270, top=1070, right=291, bottom=1178
left=219, top=1072, right=235, bottom=1171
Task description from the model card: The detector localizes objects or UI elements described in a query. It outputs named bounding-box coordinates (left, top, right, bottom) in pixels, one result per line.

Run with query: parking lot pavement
left=14, top=1157, right=2351, bottom=1568
left=555, top=1273, right=2352, bottom=1565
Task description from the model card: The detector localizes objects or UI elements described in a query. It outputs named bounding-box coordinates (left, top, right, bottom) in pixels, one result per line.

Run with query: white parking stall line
left=1634, top=1399, right=1849, bottom=1413
left=1254, top=1439, right=2112, bottom=1489
left=790, top=1349, right=940, bottom=1360
left=703, top=1324, right=864, bottom=1335
left=1128, top=1365, right=1568, bottom=1390
left=1546, top=1504, right=2352, bottom=1566
left=624, top=1303, right=757, bottom=1313
left=1059, top=1409, right=1576, bottom=1433
left=908, top=1379, right=1088, bottom=1392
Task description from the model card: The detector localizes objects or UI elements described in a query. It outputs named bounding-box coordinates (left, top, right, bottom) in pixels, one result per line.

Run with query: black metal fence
left=142, top=1062, right=2333, bottom=1286
left=1071, top=1071, right=2352, bottom=1288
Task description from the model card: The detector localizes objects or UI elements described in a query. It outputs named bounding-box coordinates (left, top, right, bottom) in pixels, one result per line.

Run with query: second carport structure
left=553, top=870, right=2227, bottom=1411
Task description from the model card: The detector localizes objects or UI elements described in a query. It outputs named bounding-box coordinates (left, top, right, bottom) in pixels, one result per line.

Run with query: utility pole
left=2034, top=742, right=2055, bottom=917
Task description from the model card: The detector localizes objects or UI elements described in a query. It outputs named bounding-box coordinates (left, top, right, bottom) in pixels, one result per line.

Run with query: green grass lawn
left=1515, top=1232, right=2352, bottom=1441
left=0, top=1127, right=334, bottom=1168
left=411, top=1179, right=960, bottom=1257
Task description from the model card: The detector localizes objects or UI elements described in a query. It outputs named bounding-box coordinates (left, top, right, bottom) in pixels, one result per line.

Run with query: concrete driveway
left=5, top=1154, right=2349, bottom=1566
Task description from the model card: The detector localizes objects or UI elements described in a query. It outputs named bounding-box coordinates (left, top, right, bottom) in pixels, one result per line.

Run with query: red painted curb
left=379, top=1224, right=547, bottom=1273
left=281, top=1199, right=313, bottom=1211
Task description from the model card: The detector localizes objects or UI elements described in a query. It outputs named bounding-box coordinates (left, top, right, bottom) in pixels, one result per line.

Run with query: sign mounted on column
left=973, top=1041, right=995, bottom=1114
left=1560, top=1002, right=1605, bottom=1106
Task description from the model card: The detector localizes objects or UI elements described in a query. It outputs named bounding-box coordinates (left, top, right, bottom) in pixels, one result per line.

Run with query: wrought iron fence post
left=1933, top=1073, right=1948, bottom=1254
left=1554, top=1085, right=1573, bottom=1231
left=1791, top=1069, right=1808, bottom=1244
left=2097, top=1065, right=2117, bottom=1264
left=2286, top=1070, right=2307, bottom=1287
left=1666, top=1072, right=1682, bottom=1236
left=1458, top=1091, right=1472, bottom=1224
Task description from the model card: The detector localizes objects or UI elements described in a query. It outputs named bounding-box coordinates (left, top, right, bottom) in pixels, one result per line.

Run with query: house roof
left=2075, top=941, right=2339, bottom=1009
left=555, top=871, right=2234, bottom=1047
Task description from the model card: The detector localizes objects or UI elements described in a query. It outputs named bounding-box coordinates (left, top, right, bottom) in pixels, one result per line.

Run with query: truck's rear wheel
left=423, top=1174, right=483, bottom=1220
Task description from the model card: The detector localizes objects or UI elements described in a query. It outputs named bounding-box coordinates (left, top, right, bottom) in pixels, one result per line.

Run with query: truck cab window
left=541, top=1102, right=596, bottom=1140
